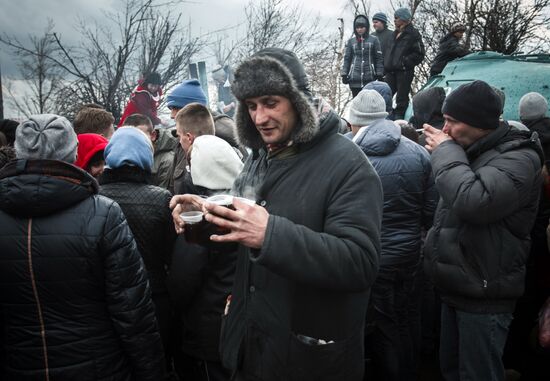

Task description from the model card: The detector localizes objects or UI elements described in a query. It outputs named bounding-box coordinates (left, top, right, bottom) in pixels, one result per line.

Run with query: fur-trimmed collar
left=231, top=55, right=318, bottom=150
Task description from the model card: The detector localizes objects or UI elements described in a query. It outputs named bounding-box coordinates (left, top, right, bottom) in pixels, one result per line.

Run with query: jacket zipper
left=27, top=218, right=50, bottom=381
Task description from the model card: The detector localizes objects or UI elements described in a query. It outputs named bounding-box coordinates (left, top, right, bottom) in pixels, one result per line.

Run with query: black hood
left=353, top=15, right=370, bottom=37
left=411, top=87, right=446, bottom=129
left=524, top=117, right=550, bottom=161
left=0, top=159, right=98, bottom=218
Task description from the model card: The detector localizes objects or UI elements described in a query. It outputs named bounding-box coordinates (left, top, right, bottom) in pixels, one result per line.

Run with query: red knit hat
left=75, top=133, right=108, bottom=169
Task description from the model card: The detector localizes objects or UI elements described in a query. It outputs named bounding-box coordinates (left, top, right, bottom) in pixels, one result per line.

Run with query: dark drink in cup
left=180, top=211, right=206, bottom=244
left=205, top=194, right=238, bottom=252
left=206, top=195, right=234, bottom=236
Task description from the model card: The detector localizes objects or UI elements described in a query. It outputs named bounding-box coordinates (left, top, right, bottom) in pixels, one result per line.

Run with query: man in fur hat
left=170, top=48, right=383, bottom=380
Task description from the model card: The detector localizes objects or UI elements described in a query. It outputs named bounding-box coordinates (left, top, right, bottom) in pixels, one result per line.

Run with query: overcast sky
left=0, top=0, right=392, bottom=75
left=0, top=0, right=392, bottom=117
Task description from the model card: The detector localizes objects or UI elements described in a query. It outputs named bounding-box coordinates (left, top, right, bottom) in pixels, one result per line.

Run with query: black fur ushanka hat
left=231, top=48, right=318, bottom=150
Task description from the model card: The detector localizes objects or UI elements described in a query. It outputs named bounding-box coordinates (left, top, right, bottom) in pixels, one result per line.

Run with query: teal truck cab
left=405, top=51, right=550, bottom=122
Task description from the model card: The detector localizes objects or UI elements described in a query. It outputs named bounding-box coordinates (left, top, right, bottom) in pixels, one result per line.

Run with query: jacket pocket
left=287, top=331, right=363, bottom=381
left=218, top=306, right=245, bottom=375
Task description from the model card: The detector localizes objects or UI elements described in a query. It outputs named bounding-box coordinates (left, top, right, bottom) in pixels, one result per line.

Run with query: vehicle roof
left=407, top=51, right=550, bottom=122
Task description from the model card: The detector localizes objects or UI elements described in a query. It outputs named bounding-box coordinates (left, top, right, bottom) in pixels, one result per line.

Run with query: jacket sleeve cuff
left=249, top=214, right=276, bottom=262
left=431, top=140, right=468, bottom=174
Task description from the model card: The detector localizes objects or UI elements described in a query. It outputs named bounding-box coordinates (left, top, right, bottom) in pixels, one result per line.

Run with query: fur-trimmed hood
left=231, top=49, right=319, bottom=150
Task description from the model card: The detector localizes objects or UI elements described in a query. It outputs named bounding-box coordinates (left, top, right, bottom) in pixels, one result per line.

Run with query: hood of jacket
left=353, top=15, right=370, bottom=38
left=353, top=119, right=401, bottom=156
left=0, top=159, right=98, bottom=218
left=439, top=32, right=458, bottom=46
left=411, top=87, right=446, bottom=129
left=154, top=127, right=178, bottom=153
left=524, top=117, right=550, bottom=161
left=132, top=84, right=162, bottom=102
left=467, top=122, right=545, bottom=165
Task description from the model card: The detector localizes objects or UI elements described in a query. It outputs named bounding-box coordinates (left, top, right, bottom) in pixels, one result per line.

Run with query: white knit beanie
left=519, top=92, right=548, bottom=121
left=190, top=135, right=244, bottom=191
left=348, top=89, right=388, bottom=127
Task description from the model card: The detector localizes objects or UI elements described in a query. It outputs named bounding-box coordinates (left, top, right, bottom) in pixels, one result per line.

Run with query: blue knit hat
left=166, top=79, right=207, bottom=109
left=372, top=12, right=388, bottom=24
left=104, top=127, right=154, bottom=171
left=395, top=7, right=412, bottom=21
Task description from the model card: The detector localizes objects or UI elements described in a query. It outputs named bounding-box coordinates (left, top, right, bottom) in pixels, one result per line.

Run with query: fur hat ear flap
left=232, top=54, right=318, bottom=150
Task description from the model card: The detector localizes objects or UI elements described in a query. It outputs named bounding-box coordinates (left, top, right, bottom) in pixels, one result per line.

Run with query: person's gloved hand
left=341, top=75, right=349, bottom=85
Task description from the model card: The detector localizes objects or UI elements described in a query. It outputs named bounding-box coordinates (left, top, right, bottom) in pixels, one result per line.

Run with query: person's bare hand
left=204, top=198, right=268, bottom=249
left=423, top=123, right=451, bottom=152
left=169, top=194, right=206, bottom=234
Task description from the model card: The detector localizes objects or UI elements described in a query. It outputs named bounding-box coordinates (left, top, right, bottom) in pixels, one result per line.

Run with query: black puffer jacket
left=341, top=15, right=384, bottom=88
left=384, top=23, right=425, bottom=73
left=99, top=166, right=176, bottom=294
left=0, top=159, right=164, bottom=380
left=168, top=236, right=237, bottom=361
left=424, top=125, right=543, bottom=313
left=430, top=33, right=469, bottom=76
left=354, top=119, right=437, bottom=267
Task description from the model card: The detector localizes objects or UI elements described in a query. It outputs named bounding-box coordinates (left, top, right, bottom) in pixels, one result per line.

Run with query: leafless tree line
left=1, top=0, right=200, bottom=120
left=405, top=0, right=550, bottom=91
left=1, top=0, right=549, bottom=119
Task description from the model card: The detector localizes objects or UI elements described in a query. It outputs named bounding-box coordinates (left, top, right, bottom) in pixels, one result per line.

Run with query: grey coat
left=424, top=124, right=543, bottom=313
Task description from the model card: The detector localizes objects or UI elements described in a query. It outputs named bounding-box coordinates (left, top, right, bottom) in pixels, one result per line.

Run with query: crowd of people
left=1, top=6, right=550, bottom=381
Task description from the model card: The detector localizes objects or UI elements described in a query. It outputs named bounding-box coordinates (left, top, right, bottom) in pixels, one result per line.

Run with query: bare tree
left=237, top=0, right=322, bottom=60
left=402, top=0, right=550, bottom=90
left=303, top=19, right=351, bottom=115
left=1, top=21, right=62, bottom=116
left=477, top=0, right=550, bottom=54
left=1, top=0, right=200, bottom=121
left=344, top=0, right=372, bottom=18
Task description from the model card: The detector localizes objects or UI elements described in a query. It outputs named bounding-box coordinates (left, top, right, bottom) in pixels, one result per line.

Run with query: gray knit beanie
left=15, top=114, right=78, bottom=163
left=519, top=92, right=548, bottom=121
left=395, top=8, right=412, bottom=22
left=349, top=89, right=388, bottom=126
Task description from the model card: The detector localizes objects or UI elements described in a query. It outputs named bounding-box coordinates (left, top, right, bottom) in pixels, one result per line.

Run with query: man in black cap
left=170, top=47, right=383, bottom=380
left=371, top=12, right=394, bottom=72
left=384, top=7, right=425, bottom=120
left=422, top=80, right=543, bottom=381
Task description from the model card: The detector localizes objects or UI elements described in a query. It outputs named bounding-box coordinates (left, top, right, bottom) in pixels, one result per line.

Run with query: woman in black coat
left=0, top=115, right=164, bottom=381
left=99, top=126, right=177, bottom=375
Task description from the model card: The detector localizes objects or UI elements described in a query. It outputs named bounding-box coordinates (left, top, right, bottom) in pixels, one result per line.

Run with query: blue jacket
left=354, top=119, right=437, bottom=267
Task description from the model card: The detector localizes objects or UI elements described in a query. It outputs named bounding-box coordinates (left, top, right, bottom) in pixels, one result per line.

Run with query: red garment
left=118, top=84, right=163, bottom=127
left=76, top=133, right=108, bottom=170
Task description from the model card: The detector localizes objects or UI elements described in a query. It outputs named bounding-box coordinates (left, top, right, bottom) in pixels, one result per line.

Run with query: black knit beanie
left=442, top=80, right=501, bottom=130
left=144, top=72, right=161, bottom=85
